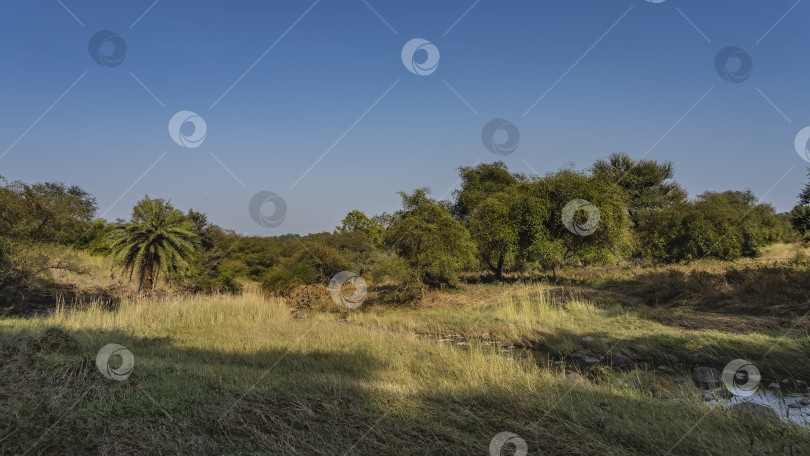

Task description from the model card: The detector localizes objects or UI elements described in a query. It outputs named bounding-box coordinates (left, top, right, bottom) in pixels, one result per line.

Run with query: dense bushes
left=0, top=177, right=101, bottom=302
left=385, top=188, right=478, bottom=286
left=528, top=169, right=633, bottom=275
left=1, top=158, right=803, bottom=306
left=263, top=244, right=353, bottom=294
left=591, top=152, right=687, bottom=225
left=467, top=169, right=633, bottom=279
left=636, top=191, right=792, bottom=262
left=791, top=169, right=810, bottom=243
left=0, top=179, right=97, bottom=244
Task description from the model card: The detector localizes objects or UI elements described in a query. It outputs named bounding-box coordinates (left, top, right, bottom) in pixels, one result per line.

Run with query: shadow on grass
left=600, top=266, right=810, bottom=317
left=0, top=324, right=808, bottom=455
left=0, top=275, right=120, bottom=318
left=525, top=323, right=810, bottom=383
left=469, top=264, right=810, bottom=319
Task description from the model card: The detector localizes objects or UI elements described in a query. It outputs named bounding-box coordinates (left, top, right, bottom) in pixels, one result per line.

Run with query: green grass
left=340, top=284, right=810, bottom=379
left=1, top=290, right=808, bottom=455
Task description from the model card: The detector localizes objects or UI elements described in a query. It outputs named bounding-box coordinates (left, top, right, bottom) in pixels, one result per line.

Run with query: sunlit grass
left=339, top=285, right=810, bottom=378
left=1, top=290, right=808, bottom=454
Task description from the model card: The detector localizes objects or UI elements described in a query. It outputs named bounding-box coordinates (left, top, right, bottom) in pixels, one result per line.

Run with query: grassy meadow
left=2, top=275, right=810, bottom=455
left=3, top=163, right=810, bottom=455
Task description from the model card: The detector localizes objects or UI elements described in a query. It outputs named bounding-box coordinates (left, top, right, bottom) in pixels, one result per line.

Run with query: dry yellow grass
left=1, top=290, right=808, bottom=454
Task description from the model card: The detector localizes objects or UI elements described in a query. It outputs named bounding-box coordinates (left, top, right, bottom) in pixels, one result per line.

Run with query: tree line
left=0, top=153, right=802, bottom=302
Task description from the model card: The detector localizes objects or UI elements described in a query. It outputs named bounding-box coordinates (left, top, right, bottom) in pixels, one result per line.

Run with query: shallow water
left=504, top=346, right=810, bottom=428
left=710, top=390, right=810, bottom=427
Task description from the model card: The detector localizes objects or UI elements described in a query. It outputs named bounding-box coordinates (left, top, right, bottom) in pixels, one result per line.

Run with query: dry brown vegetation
left=2, top=291, right=808, bottom=455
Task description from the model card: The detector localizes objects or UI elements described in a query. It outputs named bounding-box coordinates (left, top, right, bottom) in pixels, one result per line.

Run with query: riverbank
left=1, top=290, right=808, bottom=455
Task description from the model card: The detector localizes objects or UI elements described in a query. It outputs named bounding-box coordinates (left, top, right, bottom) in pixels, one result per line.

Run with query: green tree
left=182, top=209, right=250, bottom=293
left=791, top=168, right=810, bottom=241
left=592, top=152, right=686, bottom=225
left=387, top=188, right=478, bottom=286
left=212, top=257, right=249, bottom=293
left=108, top=196, right=200, bottom=291
left=335, top=210, right=384, bottom=246
left=0, top=178, right=97, bottom=244
left=186, top=209, right=219, bottom=251
left=0, top=177, right=99, bottom=301
left=633, top=203, right=686, bottom=262
left=451, top=161, right=523, bottom=223
left=469, top=184, right=550, bottom=279
left=263, top=243, right=353, bottom=293
left=638, top=190, right=785, bottom=261
left=677, top=193, right=744, bottom=261
left=791, top=206, right=810, bottom=242
left=527, top=170, right=633, bottom=279
left=798, top=168, right=810, bottom=206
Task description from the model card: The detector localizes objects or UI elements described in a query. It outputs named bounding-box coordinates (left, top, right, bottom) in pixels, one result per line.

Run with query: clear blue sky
left=1, top=0, right=809, bottom=235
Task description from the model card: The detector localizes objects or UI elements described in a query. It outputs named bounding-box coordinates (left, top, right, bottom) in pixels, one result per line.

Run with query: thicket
left=0, top=154, right=799, bottom=304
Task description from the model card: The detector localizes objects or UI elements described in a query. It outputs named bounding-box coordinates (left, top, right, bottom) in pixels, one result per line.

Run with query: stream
left=435, top=334, right=810, bottom=428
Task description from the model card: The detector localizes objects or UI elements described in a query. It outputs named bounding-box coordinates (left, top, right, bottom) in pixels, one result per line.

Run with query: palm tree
left=108, top=196, right=199, bottom=291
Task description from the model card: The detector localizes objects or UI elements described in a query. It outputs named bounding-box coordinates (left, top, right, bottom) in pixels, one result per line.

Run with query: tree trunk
left=552, top=261, right=561, bottom=282
left=494, top=252, right=505, bottom=280
left=139, top=262, right=155, bottom=293
left=150, top=264, right=158, bottom=291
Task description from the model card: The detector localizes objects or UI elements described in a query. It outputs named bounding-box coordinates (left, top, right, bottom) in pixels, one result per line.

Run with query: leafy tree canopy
left=592, top=152, right=687, bottom=224
left=451, top=161, right=524, bottom=223
left=107, top=196, right=200, bottom=291
left=387, top=188, right=478, bottom=285
left=335, top=210, right=384, bottom=246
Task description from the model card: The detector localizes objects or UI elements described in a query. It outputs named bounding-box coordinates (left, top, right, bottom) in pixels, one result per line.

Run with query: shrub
left=263, top=243, right=353, bottom=294
left=386, top=188, right=478, bottom=286
left=636, top=191, right=788, bottom=262
left=334, top=210, right=384, bottom=246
